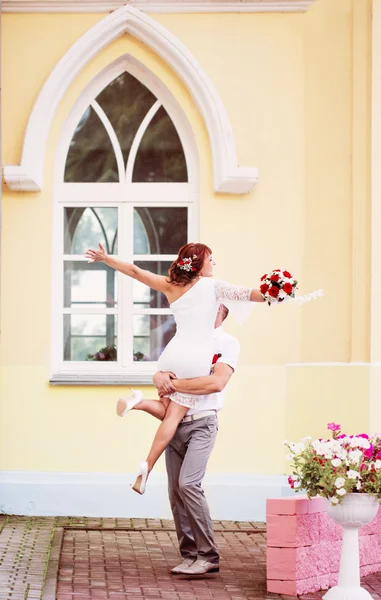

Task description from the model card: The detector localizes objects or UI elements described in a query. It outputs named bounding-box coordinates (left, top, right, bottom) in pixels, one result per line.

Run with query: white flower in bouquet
left=337, top=488, right=347, bottom=496
left=331, top=458, right=342, bottom=467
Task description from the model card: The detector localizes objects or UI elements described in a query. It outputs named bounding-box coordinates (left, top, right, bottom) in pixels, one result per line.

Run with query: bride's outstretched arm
left=215, top=280, right=265, bottom=303
left=250, top=289, right=265, bottom=302
left=85, top=243, right=170, bottom=293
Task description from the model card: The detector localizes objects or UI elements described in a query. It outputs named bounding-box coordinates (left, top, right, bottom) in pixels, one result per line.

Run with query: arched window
left=51, top=60, right=198, bottom=383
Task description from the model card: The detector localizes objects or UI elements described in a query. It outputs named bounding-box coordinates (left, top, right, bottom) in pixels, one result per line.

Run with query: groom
left=153, top=304, right=240, bottom=576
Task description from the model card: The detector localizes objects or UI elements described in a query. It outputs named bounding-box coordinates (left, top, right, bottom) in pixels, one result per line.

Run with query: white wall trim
left=2, top=1, right=317, bottom=14
left=371, top=0, right=381, bottom=363
left=0, top=471, right=292, bottom=521
left=369, top=0, right=381, bottom=433
left=3, top=5, right=258, bottom=194
left=286, top=361, right=372, bottom=367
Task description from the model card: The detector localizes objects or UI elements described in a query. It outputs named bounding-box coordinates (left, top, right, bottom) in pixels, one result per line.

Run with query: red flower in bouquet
left=269, top=286, right=280, bottom=298
left=259, top=268, right=299, bottom=305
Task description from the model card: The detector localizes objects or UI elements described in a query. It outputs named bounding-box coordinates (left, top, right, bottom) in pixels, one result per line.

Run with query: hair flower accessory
left=177, top=256, right=197, bottom=272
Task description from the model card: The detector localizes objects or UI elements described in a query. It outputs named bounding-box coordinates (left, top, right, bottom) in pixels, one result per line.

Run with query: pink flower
left=288, top=475, right=295, bottom=489
left=376, top=452, right=381, bottom=460
left=327, top=422, right=341, bottom=432
left=357, top=434, right=369, bottom=439
left=360, top=463, right=367, bottom=471
left=363, top=446, right=374, bottom=459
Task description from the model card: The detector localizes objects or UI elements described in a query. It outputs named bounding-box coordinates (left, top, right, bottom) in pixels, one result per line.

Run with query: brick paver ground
left=0, top=515, right=56, bottom=600
left=2, top=516, right=381, bottom=599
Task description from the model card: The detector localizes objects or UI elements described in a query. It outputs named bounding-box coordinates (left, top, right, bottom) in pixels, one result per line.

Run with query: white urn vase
left=323, top=493, right=379, bottom=600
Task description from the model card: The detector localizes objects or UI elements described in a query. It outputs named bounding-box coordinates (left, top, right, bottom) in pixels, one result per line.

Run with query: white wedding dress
left=157, top=277, right=251, bottom=407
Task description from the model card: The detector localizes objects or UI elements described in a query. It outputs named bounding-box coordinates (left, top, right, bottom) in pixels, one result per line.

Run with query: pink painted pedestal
left=266, top=496, right=381, bottom=596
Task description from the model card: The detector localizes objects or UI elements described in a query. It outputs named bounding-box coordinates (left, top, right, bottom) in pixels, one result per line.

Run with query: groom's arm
left=153, top=338, right=240, bottom=396
left=153, top=363, right=234, bottom=397
left=171, top=362, right=234, bottom=394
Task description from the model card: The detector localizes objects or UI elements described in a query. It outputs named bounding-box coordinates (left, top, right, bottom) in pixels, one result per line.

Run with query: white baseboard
left=0, top=471, right=292, bottom=521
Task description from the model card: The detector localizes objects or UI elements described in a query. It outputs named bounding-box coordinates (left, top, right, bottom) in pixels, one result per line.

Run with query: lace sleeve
left=214, top=280, right=252, bottom=303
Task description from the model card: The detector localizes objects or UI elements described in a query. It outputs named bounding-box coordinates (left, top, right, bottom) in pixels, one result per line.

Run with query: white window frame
left=50, top=55, right=199, bottom=384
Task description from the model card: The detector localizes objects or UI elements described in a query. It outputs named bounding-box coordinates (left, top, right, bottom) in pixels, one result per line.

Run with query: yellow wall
left=0, top=0, right=374, bottom=476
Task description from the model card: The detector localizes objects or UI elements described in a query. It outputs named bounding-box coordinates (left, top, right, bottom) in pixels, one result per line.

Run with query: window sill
left=49, top=373, right=155, bottom=385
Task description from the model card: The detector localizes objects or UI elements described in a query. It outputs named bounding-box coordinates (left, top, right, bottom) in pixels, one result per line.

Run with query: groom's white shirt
left=185, top=326, right=240, bottom=416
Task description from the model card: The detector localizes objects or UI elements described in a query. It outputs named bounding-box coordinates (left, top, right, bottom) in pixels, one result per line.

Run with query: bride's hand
left=85, top=243, right=107, bottom=263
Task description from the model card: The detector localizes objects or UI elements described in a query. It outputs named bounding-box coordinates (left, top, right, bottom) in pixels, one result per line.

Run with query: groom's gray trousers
left=165, top=413, right=219, bottom=565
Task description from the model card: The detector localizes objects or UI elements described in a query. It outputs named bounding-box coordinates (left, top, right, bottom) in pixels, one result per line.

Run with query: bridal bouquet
left=260, top=269, right=297, bottom=305
left=285, top=423, right=381, bottom=505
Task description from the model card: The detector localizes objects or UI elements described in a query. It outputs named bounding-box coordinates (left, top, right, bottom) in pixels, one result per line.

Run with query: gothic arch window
left=51, top=60, right=198, bottom=383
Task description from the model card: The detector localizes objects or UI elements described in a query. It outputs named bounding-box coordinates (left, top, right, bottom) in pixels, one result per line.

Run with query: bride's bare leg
left=133, top=398, right=170, bottom=421
left=146, top=400, right=188, bottom=472
left=117, top=391, right=169, bottom=419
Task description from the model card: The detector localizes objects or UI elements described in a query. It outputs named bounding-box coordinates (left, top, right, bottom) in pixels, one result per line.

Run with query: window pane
left=133, top=315, right=176, bottom=361
left=64, top=314, right=117, bottom=361
left=64, top=106, right=119, bottom=182
left=64, top=262, right=117, bottom=309
left=134, top=208, right=187, bottom=255
left=96, top=72, right=157, bottom=169
left=133, top=262, right=171, bottom=309
left=64, top=207, right=118, bottom=255
left=132, top=106, right=188, bottom=182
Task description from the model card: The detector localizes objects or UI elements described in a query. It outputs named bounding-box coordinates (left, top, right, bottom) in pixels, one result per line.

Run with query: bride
left=85, top=242, right=265, bottom=494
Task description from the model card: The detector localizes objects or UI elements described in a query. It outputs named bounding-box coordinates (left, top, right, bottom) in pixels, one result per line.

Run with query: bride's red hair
left=167, top=243, right=212, bottom=286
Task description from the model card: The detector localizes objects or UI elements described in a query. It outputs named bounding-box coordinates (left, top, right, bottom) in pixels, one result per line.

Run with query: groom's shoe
left=182, top=559, right=219, bottom=575
left=117, top=389, right=143, bottom=417
left=170, top=557, right=197, bottom=574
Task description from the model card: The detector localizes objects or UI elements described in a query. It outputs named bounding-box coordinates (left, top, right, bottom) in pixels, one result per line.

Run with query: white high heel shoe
left=116, top=389, right=143, bottom=417
left=131, top=461, right=149, bottom=495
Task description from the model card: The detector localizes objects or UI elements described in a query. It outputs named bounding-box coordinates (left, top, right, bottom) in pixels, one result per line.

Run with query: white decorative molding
left=2, top=165, right=41, bottom=192
left=371, top=0, right=381, bottom=363
left=2, top=1, right=317, bottom=14
left=0, top=471, right=292, bottom=520
left=49, top=371, right=157, bottom=385
left=286, top=362, right=370, bottom=367
left=3, top=5, right=258, bottom=194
